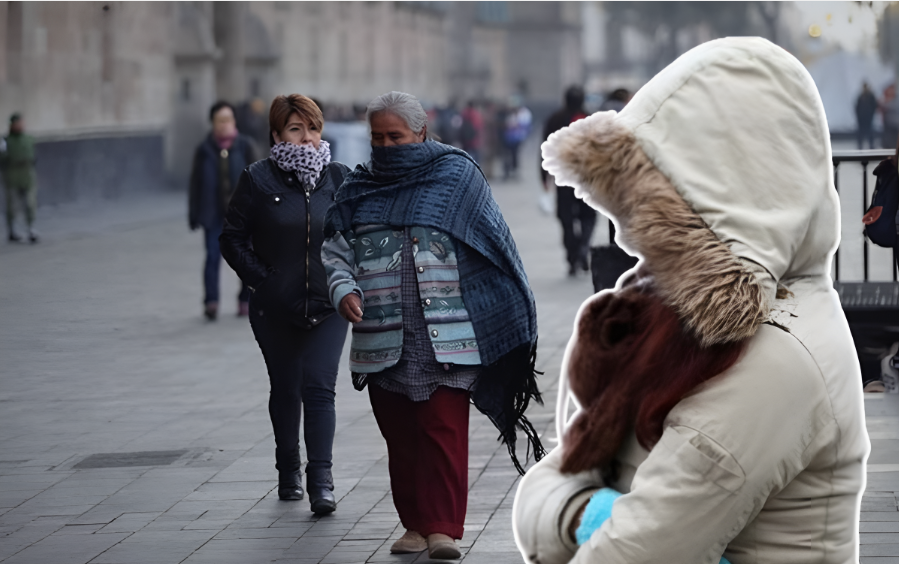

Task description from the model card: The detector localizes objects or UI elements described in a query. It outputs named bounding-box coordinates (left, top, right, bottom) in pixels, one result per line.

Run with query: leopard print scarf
left=270, top=140, right=332, bottom=187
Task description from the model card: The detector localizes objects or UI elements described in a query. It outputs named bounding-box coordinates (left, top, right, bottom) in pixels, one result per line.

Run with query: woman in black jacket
left=220, top=94, right=350, bottom=514
left=188, top=101, right=258, bottom=320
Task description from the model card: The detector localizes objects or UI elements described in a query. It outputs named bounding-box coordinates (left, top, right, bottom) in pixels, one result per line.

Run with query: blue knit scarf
left=324, top=140, right=545, bottom=473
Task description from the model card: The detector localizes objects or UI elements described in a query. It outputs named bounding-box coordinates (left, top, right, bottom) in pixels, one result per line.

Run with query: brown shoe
left=427, top=533, right=461, bottom=560
left=390, top=530, right=427, bottom=554
left=864, top=380, right=886, bottom=393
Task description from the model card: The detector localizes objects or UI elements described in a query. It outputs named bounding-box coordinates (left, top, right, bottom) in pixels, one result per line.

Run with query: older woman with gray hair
left=322, top=91, right=544, bottom=559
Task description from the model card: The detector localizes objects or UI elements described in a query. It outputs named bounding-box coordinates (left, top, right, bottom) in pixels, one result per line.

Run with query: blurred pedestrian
left=882, top=84, right=898, bottom=150
left=494, top=101, right=509, bottom=175
left=1, top=113, right=38, bottom=243
left=220, top=94, right=351, bottom=514
left=435, top=103, right=463, bottom=147
left=503, top=96, right=532, bottom=180
left=543, top=86, right=596, bottom=276
left=189, top=101, right=258, bottom=320
left=856, top=83, right=878, bottom=150
left=322, top=91, right=543, bottom=559
left=460, top=100, right=484, bottom=164
left=481, top=100, right=499, bottom=179
left=235, top=97, right=269, bottom=155
left=599, top=88, right=631, bottom=112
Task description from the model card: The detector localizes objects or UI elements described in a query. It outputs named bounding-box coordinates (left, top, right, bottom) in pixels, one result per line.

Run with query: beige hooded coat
left=512, top=38, right=869, bottom=564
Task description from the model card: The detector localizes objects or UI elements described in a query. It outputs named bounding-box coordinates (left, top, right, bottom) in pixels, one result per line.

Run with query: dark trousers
left=250, top=308, right=348, bottom=474
left=884, top=126, right=899, bottom=150
left=857, top=125, right=875, bottom=149
left=369, top=385, right=469, bottom=539
left=503, top=141, right=521, bottom=179
left=556, top=185, right=597, bottom=268
left=4, top=180, right=36, bottom=231
left=204, top=224, right=250, bottom=305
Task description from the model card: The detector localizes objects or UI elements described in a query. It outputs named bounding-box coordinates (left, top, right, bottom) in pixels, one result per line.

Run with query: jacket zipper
left=303, top=175, right=311, bottom=321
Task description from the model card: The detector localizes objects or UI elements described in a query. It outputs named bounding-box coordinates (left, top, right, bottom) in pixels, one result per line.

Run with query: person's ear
left=272, top=129, right=282, bottom=144
left=418, top=125, right=428, bottom=142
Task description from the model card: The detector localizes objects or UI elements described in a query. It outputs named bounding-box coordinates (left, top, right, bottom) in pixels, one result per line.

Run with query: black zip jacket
left=189, top=134, right=258, bottom=230
left=220, top=158, right=350, bottom=328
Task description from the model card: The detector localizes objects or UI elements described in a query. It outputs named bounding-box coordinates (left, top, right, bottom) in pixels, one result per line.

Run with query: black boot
left=276, top=447, right=304, bottom=501
left=306, top=467, right=336, bottom=514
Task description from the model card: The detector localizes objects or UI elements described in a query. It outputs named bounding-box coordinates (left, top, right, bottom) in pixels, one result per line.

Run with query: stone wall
left=506, top=2, right=583, bottom=115
left=34, top=133, right=166, bottom=205
left=0, top=2, right=174, bottom=135
left=250, top=2, right=451, bottom=106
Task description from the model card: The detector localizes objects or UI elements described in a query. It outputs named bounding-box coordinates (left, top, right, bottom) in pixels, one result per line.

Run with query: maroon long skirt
left=368, top=384, right=470, bottom=539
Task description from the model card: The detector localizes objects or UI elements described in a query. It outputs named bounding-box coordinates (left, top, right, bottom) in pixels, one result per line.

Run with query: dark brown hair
left=268, top=94, right=324, bottom=147
left=560, top=281, right=745, bottom=475
left=208, top=100, right=235, bottom=122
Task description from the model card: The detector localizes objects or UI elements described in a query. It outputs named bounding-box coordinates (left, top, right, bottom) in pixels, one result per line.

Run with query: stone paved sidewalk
left=1, top=151, right=897, bottom=563
left=860, top=392, right=899, bottom=563
left=0, top=159, right=595, bottom=564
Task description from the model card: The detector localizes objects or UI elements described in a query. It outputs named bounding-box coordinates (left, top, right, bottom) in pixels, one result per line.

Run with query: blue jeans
left=204, top=224, right=249, bottom=305
left=249, top=308, right=348, bottom=473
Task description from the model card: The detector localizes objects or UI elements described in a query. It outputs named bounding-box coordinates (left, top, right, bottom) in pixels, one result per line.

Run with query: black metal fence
left=831, top=149, right=898, bottom=282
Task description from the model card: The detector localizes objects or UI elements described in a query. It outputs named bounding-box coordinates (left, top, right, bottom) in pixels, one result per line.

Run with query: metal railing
left=832, top=149, right=897, bottom=282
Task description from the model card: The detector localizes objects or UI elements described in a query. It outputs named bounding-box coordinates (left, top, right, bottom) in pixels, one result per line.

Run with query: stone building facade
left=0, top=1, right=582, bottom=205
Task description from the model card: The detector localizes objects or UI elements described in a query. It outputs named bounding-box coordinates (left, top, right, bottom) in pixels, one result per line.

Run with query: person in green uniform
left=0, top=113, right=38, bottom=243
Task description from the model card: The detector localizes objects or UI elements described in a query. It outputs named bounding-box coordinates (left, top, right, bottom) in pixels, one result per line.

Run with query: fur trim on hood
left=543, top=112, right=768, bottom=347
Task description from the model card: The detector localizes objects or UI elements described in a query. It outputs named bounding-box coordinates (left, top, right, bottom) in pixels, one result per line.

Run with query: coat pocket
left=660, top=425, right=746, bottom=495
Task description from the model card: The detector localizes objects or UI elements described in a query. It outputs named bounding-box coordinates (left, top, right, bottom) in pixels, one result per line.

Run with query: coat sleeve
left=219, top=170, right=271, bottom=290
left=188, top=146, right=202, bottom=230
left=514, top=428, right=750, bottom=564
left=568, top=425, right=750, bottom=564
left=321, top=230, right=362, bottom=310
left=513, top=447, right=604, bottom=564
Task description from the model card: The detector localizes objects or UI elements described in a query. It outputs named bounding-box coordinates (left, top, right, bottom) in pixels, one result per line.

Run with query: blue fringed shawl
left=324, top=140, right=545, bottom=473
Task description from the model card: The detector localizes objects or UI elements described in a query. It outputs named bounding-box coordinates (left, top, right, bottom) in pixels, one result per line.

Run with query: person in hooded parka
left=512, top=37, right=869, bottom=564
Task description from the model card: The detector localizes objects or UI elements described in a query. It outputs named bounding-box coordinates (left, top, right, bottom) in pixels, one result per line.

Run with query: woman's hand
left=340, top=293, right=364, bottom=323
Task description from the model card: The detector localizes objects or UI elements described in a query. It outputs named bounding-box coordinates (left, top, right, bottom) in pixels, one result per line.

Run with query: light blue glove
left=574, top=488, right=731, bottom=564
left=574, top=488, right=620, bottom=545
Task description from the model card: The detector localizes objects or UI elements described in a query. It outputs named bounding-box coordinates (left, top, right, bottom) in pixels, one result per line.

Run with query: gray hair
left=366, top=91, right=428, bottom=134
